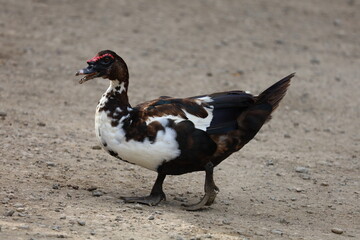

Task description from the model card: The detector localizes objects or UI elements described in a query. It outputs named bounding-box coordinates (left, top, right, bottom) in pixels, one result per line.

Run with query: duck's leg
left=121, top=173, right=166, bottom=206
left=182, top=162, right=219, bottom=211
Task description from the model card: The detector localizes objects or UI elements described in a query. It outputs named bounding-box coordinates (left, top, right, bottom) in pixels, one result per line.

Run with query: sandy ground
left=0, top=0, right=359, bottom=239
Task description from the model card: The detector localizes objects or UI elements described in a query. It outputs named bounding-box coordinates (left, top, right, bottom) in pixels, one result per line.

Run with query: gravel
left=4, top=210, right=15, bottom=216
left=92, top=190, right=104, bottom=197
left=271, top=229, right=283, bottom=235
left=295, top=167, right=310, bottom=174
left=46, top=162, right=56, bottom=167
left=331, top=228, right=344, bottom=234
left=77, top=220, right=86, bottom=226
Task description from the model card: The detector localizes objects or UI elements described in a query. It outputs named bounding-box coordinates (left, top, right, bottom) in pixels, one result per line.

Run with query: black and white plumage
left=76, top=50, right=293, bottom=210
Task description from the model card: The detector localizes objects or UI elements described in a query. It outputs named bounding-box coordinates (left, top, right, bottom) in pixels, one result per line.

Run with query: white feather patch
left=95, top=110, right=180, bottom=171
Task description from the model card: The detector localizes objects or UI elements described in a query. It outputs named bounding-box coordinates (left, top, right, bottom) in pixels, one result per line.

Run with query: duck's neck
left=99, top=80, right=131, bottom=113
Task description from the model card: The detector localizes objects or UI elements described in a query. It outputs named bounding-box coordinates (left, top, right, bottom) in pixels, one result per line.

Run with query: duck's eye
left=102, top=57, right=112, bottom=64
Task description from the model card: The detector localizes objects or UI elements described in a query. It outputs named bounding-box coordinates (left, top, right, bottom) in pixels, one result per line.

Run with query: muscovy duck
left=76, top=50, right=293, bottom=210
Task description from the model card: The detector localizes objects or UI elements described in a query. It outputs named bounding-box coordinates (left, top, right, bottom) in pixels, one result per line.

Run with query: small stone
left=331, top=228, right=344, bottom=234
left=300, top=174, right=311, bottom=180
left=90, top=230, right=96, bottom=235
left=295, top=167, right=309, bottom=174
left=87, top=186, right=97, bottom=191
left=4, top=210, right=15, bottom=216
left=284, top=134, right=291, bottom=138
left=115, top=216, right=123, bottom=221
left=206, top=72, right=213, bottom=77
left=17, top=212, right=27, bottom=217
left=0, top=112, right=7, bottom=117
left=320, top=182, right=329, bottom=186
left=148, top=215, right=155, bottom=220
left=77, top=220, right=86, bottom=226
left=37, top=122, right=46, bottom=127
left=295, top=187, right=304, bottom=192
left=266, top=160, right=274, bottom=166
left=46, top=162, right=56, bottom=167
left=271, top=229, right=283, bottom=235
left=52, top=183, right=60, bottom=189
left=91, top=145, right=102, bottom=150
left=222, top=219, right=230, bottom=225
left=52, top=225, right=61, bottom=231
left=16, top=207, right=25, bottom=212
left=13, top=203, right=24, bottom=208
left=92, top=190, right=103, bottom=197
left=60, top=215, right=66, bottom=220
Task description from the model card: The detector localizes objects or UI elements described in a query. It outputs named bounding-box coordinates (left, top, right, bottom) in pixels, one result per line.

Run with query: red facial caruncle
left=87, top=53, right=114, bottom=63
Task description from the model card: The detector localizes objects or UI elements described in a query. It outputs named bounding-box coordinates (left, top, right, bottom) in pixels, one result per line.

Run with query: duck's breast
left=95, top=110, right=181, bottom=171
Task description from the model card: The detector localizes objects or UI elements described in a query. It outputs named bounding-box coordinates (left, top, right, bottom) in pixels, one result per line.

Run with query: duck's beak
left=75, top=65, right=99, bottom=84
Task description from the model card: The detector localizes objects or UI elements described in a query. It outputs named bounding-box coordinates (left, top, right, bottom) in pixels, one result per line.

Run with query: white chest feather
left=95, top=100, right=181, bottom=171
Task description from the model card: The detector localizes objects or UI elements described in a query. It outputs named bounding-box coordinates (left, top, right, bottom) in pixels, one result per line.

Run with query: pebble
left=46, top=162, right=56, bottom=167
left=37, top=122, right=46, bottom=127
left=295, top=167, right=309, bottom=174
left=77, top=220, right=86, bottom=226
left=16, top=207, right=26, bottom=212
left=17, top=212, right=27, bottom=217
left=300, top=174, right=311, bottom=180
left=52, top=225, right=61, bottom=231
left=271, top=229, right=283, bottom=235
left=0, top=111, right=6, bottom=117
left=148, top=215, right=155, bottom=220
left=266, top=160, right=274, bottom=166
left=4, top=210, right=15, bottom=216
left=92, top=190, right=104, bottom=197
left=222, top=219, right=230, bottom=225
left=90, top=230, right=96, bottom=235
left=320, top=182, right=329, bottom=186
left=91, top=145, right=102, bottom=150
left=87, top=186, right=97, bottom=191
left=52, top=183, right=60, bottom=189
left=13, top=203, right=24, bottom=208
left=331, top=228, right=344, bottom=234
left=284, top=134, right=291, bottom=138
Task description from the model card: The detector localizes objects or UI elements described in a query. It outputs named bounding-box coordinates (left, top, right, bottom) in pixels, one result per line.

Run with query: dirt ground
left=0, top=0, right=359, bottom=239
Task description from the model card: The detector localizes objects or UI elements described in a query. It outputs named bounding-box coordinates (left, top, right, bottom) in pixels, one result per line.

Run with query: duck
left=76, top=50, right=293, bottom=210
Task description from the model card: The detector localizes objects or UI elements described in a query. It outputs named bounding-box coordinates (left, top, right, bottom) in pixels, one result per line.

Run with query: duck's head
left=76, top=50, right=128, bottom=84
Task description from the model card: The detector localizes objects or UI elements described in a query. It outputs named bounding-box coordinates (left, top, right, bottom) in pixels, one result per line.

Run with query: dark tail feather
left=256, top=73, right=294, bottom=111
left=237, top=73, right=294, bottom=144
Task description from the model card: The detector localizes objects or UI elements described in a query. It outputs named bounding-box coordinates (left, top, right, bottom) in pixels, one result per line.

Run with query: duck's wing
left=134, top=96, right=212, bottom=130
left=191, top=91, right=256, bottom=135
left=134, top=91, right=255, bottom=134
